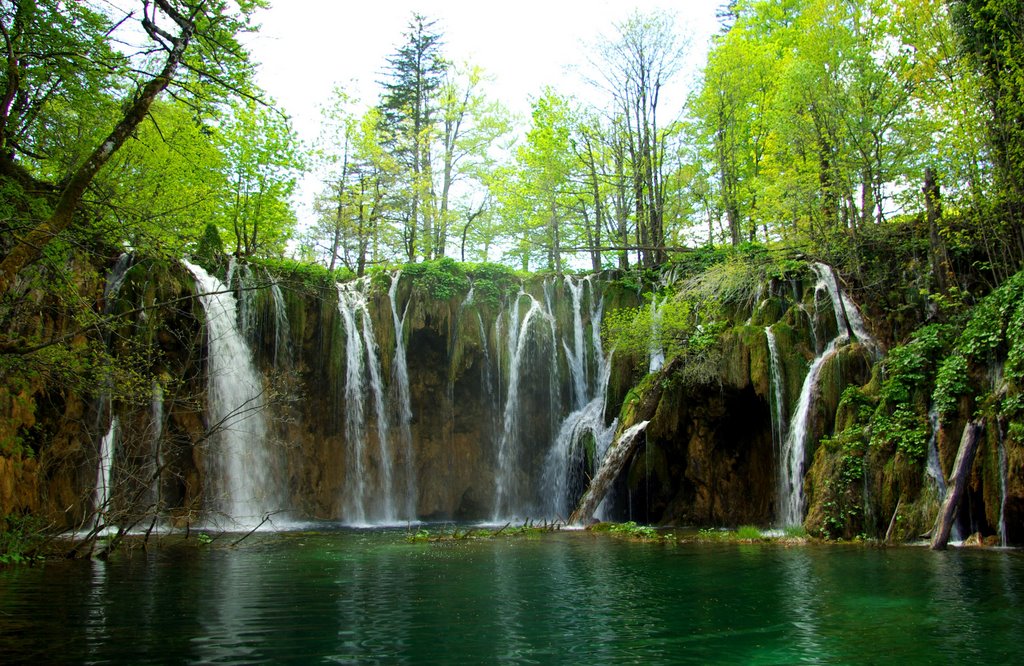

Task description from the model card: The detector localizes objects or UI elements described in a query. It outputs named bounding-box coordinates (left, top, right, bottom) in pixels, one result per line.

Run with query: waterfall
left=809, top=262, right=879, bottom=356
left=337, top=279, right=400, bottom=525
left=93, top=418, right=118, bottom=532
left=648, top=294, right=665, bottom=373
left=147, top=380, right=165, bottom=514
left=564, top=277, right=588, bottom=409
left=388, top=271, right=416, bottom=519
left=102, top=253, right=133, bottom=307
left=766, top=326, right=787, bottom=460
left=90, top=254, right=133, bottom=532
left=998, top=420, right=1008, bottom=547
left=778, top=263, right=876, bottom=527
left=925, top=406, right=962, bottom=543
left=925, top=406, right=948, bottom=498
left=492, top=291, right=549, bottom=520
left=269, top=281, right=292, bottom=368
left=780, top=339, right=841, bottom=526
left=184, top=260, right=279, bottom=530
left=542, top=276, right=617, bottom=519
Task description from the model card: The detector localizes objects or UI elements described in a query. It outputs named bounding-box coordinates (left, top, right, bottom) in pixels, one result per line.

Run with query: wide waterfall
left=492, top=290, right=553, bottom=520
left=184, top=260, right=282, bottom=529
left=541, top=276, right=616, bottom=520
left=337, top=279, right=401, bottom=525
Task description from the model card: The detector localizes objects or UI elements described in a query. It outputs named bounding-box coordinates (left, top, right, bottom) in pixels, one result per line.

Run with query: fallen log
left=569, top=420, right=650, bottom=525
left=930, top=420, right=983, bottom=550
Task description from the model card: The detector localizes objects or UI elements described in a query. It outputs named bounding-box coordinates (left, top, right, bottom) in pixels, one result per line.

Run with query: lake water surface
left=1, top=527, right=1022, bottom=664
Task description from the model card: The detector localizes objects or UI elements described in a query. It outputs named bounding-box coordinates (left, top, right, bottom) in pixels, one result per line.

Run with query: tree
left=497, top=89, right=578, bottom=272
left=92, top=98, right=226, bottom=256
left=217, top=98, right=301, bottom=258
left=0, top=0, right=266, bottom=297
left=310, top=91, right=398, bottom=275
left=590, top=10, right=689, bottom=267
left=378, top=13, right=447, bottom=262
left=948, top=0, right=1024, bottom=275
left=432, top=63, right=511, bottom=259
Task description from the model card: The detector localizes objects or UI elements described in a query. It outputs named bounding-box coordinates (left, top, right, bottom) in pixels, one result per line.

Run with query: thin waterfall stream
left=778, top=263, right=879, bottom=527
left=388, top=271, right=416, bottom=519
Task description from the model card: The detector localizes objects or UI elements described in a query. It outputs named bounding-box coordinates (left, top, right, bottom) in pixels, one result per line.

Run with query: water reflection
left=85, top=559, right=108, bottom=661
left=192, top=554, right=267, bottom=662
left=1, top=531, right=1023, bottom=663
left=927, top=551, right=982, bottom=660
left=780, top=549, right=829, bottom=662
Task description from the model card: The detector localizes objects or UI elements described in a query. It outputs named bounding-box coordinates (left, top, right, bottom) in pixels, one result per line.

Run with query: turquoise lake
left=1, top=527, right=1022, bottom=664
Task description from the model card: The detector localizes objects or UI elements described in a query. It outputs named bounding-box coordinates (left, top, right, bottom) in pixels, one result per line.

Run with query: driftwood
left=569, top=421, right=650, bottom=525
left=930, top=420, right=984, bottom=550
left=884, top=498, right=903, bottom=544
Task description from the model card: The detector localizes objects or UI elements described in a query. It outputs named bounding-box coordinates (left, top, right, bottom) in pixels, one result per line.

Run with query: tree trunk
left=0, top=4, right=195, bottom=298
left=930, top=420, right=983, bottom=550
left=569, top=421, right=650, bottom=524
left=924, top=166, right=949, bottom=294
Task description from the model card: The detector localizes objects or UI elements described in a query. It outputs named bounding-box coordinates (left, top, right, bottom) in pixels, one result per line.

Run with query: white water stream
left=778, top=263, right=878, bottom=527
left=184, top=260, right=279, bottom=530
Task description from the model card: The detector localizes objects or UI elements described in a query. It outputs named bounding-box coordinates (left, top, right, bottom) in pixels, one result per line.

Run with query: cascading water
left=765, top=326, right=787, bottom=459
left=925, top=406, right=962, bottom=543
left=93, top=418, right=118, bottom=532
left=998, top=420, right=1008, bottom=547
left=647, top=293, right=666, bottom=373
left=91, top=254, right=133, bottom=532
left=336, top=279, right=400, bottom=525
left=184, top=260, right=280, bottom=529
left=542, top=276, right=617, bottom=518
left=492, top=290, right=551, bottom=520
left=810, top=262, right=879, bottom=357
left=388, top=272, right=416, bottom=519
left=563, top=277, right=589, bottom=409
left=778, top=264, right=877, bottom=527
left=269, top=281, right=292, bottom=368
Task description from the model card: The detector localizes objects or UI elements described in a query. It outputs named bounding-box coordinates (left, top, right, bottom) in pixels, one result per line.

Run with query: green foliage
left=251, top=257, right=352, bottom=290
left=668, top=245, right=731, bottom=276
left=405, top=521, right=563, bottom=542
left=933, top=270, right=1024, bottom=418
left=467, top=262, right=520, bottom=309
left=195, top=222, right=225, bottom=264
left=870, top=407, right=928, bottom=460
left=0, top=514, right=47, bottom=565
left=735, top=525, right=763, bottom=540
left=783, top=525, right=808, bottom=538
left=402, top=257, right=470, bottom=300
left=827, top=323, right=955, bottom=461
left=933, top=353, right=969, bottom=416
left=598, top=521, right=662, bottom=540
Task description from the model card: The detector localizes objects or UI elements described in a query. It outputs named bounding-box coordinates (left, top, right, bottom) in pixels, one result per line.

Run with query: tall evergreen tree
left=378, top=13, right=447, bottom=262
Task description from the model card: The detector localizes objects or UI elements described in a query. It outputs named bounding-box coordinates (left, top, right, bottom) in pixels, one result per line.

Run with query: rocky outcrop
left=1, top=254, right=1020, bottom=546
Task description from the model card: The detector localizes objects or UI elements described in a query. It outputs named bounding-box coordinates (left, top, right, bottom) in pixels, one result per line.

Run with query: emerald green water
left=1, top=528, right=1022, bottom=664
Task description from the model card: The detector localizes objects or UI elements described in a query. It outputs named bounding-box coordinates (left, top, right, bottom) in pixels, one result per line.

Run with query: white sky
left=243, top=0, right=722, bottom=232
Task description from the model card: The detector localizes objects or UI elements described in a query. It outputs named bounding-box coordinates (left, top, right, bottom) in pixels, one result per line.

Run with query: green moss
left=402, top=258, right=470, bottom=301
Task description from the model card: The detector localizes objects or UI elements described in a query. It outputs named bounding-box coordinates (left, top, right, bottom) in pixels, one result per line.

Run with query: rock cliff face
left=0, top=255, right=1020, bottom=545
